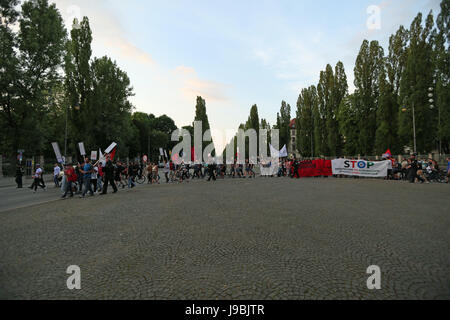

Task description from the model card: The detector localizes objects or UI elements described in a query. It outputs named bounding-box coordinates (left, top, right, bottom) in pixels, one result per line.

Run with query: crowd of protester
left=13, top=153, right=450, bottom=198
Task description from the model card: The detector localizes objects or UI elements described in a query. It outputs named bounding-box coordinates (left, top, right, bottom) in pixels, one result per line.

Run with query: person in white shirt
left=32, top=164, right=46, bottom=193
left=53, top=163, right=61, bottom=187
left=163, top=161, right=170, bottom=183
left=91, top=165, right=99, bottom=193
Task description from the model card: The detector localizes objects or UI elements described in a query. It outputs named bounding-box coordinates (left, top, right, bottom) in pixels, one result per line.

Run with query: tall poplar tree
left=354, top=40, right=384, bottom=155
left=434, top=0, right=450, bottom=153
left=399, top=12, right=436, bottom=153
left=296, top=86, right=317, bottom=157
left=193, top=96, right=214, bottom=154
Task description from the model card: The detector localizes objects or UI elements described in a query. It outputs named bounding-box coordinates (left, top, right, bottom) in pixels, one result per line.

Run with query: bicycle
left=135, top=173, right=147, bottom=184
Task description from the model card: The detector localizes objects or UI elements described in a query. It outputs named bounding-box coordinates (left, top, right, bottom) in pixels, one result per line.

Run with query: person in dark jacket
left=407, top=154, right=423, bottom=183
left=207, top=163, right=217, bottom=181
left=102, top=157, right=118, bottom=194
left=15, top=164, right=24, bottom=188
left=292, top=158, right=300, bottom=179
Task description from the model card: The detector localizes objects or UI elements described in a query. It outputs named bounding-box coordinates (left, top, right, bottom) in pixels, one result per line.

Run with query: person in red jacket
left=62, top=164, right=77, bottom=198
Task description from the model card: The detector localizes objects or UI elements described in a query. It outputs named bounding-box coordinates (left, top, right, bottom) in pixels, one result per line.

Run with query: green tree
left=316, top=67, right=333, bottom=156
left=193, top=96, right=214, bottom=155
left=0, top=0, right=67, bottom=166
left=375, top=63, right=399, bottom=154
left=399, top=12, right=436, bottom=153
left=276, top=101, right=291, bottom=149
left=296, top=86, right=317, bottom=157
left=354, top=40, right=384, bottom=155
left=330, top=61, right=348, bottom=156
left=64, top=16, right=93, bottom=155
left=89, top=56, right=135, bottom=156
left=337, top=94, right=360, bottom=156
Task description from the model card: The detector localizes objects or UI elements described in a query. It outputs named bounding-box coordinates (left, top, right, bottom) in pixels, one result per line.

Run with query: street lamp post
left=64, top=104, right=68, bottom=159
left=428, top=87, right=441, bottom=155
left=412, top=102, right=417, bottom=154
left=403, top=88, right=440, bottom=156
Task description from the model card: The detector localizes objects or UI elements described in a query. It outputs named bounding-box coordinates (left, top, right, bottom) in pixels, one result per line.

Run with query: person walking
left=62, top=164, right=77, bottom=199
left=207, top=163, right=217, bottom=181
left=115, top=161, right=125, bottom=189
left=102, top=157, right=118, bottom=194
left=169, top=160, right=175, bottom=182
left=32, top=164, right=46, bottom=193
left=91, top=163, right=98, bottom=193
left=53, top=163, right=61, bottom=187
left=97, top=163, right=104, bottom=193
left=15, top=164, right=24, bottom=188
left=163, top=161, right=170, bottom=183
left=75, top=162, right=83, bottom=194
left=152, top=162, right=160, bottom=184
left=80, top=158, right=95, bottom=198
left=128, top=162, right=136, bottom=188
left=147, top=162, right=153, bottom=184
left=292, top=158, right=300, bottom=179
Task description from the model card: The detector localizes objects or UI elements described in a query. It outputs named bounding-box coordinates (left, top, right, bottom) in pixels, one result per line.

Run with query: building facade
left=288, top=119, right=300, bottom=158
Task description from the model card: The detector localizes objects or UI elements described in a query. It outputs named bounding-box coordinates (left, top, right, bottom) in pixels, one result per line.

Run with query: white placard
left=105, top=142, right=117, bottom=154
left=90, top=151, right=98, bottom=161
left=78, top=142, right=86, bottom=156
left=52, top=142, right=63, bottom=163
left=159, top=148, right=164, bottom=156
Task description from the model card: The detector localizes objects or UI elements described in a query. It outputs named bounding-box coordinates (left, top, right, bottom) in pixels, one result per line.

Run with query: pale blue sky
left=53, top=0, right=441, bottom=150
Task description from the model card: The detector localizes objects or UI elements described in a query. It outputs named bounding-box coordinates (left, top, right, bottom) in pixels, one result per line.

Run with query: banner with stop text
left=332, top=159, right=392, bottom=177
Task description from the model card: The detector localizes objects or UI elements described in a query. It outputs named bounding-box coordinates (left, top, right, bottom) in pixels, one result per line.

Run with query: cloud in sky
left=53, top=0, right=155, bottom=66
left=174, top=66, right=229, bottom=103
left=48, top=0, right=442, bottom=135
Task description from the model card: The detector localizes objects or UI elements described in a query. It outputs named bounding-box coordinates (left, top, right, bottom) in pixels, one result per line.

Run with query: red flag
left=109, top=147, right=117, bottom=161
left=383, top=149, right=392, bottom=158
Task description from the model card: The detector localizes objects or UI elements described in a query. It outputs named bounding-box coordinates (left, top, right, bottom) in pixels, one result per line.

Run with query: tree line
left=0, top=0, right=178, bottom=168
left=297, top=1, right=449, bottom=157
left=1, top=0, right=448, bottom=172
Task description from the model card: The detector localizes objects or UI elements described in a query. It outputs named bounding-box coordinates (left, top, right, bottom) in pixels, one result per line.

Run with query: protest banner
left=332, top=159, right=391, bottom=177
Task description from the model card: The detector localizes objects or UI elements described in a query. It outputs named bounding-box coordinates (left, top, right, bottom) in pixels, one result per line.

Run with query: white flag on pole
left=270, top=144, right=288, bottom=158
left=99, top=149, right=106, bottom=166
left=279, top=145, right=288, bottom=157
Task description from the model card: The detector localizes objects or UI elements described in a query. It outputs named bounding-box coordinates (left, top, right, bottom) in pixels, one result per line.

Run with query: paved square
left=0, top=178, right=449, bottom=299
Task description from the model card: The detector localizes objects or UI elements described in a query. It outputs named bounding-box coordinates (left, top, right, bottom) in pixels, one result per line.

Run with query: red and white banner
left=105, top=142, right=117, bottom=160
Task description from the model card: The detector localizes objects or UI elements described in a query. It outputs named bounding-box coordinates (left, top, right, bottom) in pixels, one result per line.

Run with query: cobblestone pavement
left=0, top=177, right=449, bottom=300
